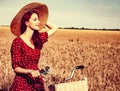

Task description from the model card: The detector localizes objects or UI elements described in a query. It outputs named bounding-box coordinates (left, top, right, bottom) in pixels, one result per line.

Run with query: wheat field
left=0, top=26, right=120, bottom=91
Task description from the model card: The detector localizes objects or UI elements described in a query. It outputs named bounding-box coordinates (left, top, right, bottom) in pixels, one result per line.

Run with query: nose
left=38, top=20, right=40, bottom=24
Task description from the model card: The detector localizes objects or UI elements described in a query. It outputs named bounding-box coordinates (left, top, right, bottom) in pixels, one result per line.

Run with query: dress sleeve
left=11, top=38, right=22, bottom=69
left=39, top=32, right=48, bottom=44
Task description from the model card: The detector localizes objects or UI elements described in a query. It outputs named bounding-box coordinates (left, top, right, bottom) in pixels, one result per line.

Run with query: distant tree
left=81, top=27, right=84, bottom=30
left=103, top=28, right=106, bottom=30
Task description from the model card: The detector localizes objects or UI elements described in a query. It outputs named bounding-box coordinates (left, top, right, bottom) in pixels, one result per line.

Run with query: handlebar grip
left=40, top=69, right=46, bottom=75
left=40, top=66, right=50, bottom=75
left=75, top=65, right=85, bottom=69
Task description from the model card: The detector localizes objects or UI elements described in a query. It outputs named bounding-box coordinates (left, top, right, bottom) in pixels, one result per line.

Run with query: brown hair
left=20, top=11, right=43, bottom=49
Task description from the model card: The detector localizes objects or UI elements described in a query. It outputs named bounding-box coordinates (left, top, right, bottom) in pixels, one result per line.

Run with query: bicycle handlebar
left=65, top=65, right=85, bottom=81
left=40, top=65, right=85, bottom=82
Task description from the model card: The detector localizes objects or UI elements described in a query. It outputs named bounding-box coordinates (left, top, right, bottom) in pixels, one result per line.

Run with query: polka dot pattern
left=10, top=32, right=48, bottom=91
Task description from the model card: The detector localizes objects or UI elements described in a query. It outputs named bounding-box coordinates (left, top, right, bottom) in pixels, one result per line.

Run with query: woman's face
left=26, top=13, right=40, bottom=30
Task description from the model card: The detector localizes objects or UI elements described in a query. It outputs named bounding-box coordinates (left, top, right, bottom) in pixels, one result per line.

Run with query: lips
left=36, top=25, right=39, bottom=27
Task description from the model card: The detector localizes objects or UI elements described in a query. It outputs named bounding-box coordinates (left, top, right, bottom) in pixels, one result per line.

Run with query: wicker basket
left=54, top=78, right=88, bottom=91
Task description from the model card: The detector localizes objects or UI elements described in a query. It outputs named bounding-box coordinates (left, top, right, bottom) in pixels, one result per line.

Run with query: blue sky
left=0, top=0, right=120, bottom=29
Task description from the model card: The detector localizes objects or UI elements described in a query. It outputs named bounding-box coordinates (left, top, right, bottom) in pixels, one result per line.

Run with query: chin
left=34, top=27, right=40, bottom=31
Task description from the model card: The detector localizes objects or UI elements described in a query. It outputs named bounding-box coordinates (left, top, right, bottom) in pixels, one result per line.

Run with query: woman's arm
left=45, top=22, right=58, bottom=37
left=14, top=67, right=40, bottom=77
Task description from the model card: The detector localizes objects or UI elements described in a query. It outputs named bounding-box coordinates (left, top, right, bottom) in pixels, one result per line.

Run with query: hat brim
left=10, top=2, right=49, bottom=36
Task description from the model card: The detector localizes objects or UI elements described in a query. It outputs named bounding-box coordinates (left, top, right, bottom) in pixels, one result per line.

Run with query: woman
left=10, top=2, right=58, bottom=91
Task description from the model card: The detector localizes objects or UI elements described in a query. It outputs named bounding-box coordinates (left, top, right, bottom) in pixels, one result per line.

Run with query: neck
left=22, top=27, right=34, bottom=40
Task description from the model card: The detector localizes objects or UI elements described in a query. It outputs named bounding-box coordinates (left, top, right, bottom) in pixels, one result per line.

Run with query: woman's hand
left=29, top=70, right=40, bottom=78
left=45, top=22, right=58, bottom=37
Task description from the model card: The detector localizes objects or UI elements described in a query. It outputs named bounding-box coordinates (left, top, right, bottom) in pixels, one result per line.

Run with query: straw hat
left=10, top=2, right=49, bottom=36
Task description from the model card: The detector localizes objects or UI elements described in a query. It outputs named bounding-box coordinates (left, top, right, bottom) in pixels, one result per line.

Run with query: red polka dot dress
left=10, top=32, right=48, bottom=91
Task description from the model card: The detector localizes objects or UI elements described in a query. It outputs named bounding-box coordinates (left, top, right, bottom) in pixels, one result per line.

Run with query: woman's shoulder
left=39, top=32, right=48, bottom=43
left=12, top=36, right=22, bottom=44
left=39, top=32, right=48, bottom=38
left=11, top=37, right=23, bottom=50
